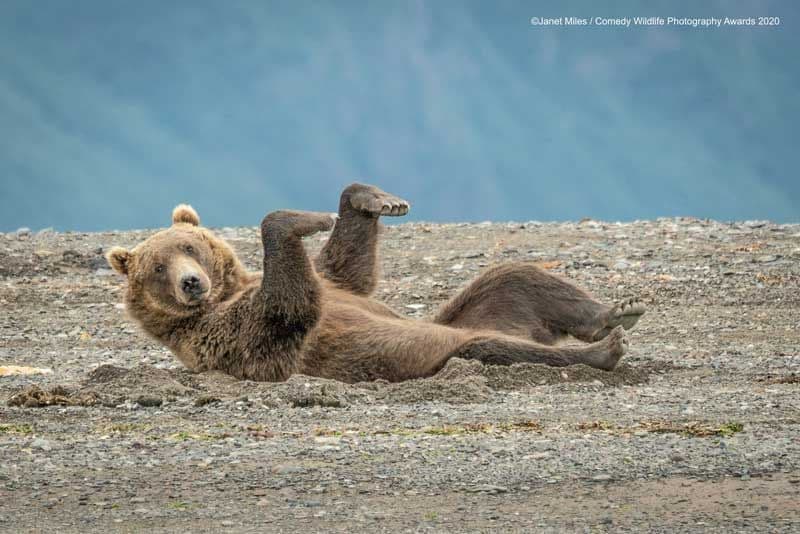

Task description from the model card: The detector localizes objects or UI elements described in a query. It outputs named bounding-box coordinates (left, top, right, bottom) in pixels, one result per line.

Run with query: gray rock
left=272, top=465, right=307, bottom=475
left=31, top=439, right=52, bottom=451
left=135, top=395, right=163, bottom=407
left=468, top=484, right=509, bottom=494
left=612, top=260, right=630, bottom=270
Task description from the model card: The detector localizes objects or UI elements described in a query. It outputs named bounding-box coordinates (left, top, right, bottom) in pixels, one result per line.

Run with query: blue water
left=1, top=0, right=798, bottom=231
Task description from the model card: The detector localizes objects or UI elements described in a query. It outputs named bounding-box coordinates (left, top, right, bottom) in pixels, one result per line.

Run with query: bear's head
left=107, top=204, right=248, bottom=324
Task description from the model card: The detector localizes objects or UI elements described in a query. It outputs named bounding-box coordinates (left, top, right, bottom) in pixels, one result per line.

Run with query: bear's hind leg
left=452, top=326, right=628, bottom=371
left=315, top=183, right=409, bottom=295
left=434, top=263, right=646, bottom=344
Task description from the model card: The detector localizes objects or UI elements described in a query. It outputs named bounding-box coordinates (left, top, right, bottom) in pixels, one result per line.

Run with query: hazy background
left=1, top=0, right=798, bottom=231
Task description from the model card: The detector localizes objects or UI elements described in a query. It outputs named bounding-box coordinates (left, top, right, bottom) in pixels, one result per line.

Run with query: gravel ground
left=1, top=218, right=799, bottom=532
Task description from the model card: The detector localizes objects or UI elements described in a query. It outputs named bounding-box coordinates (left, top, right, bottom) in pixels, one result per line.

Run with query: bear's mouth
left=180, top=289, right=209, bottom=305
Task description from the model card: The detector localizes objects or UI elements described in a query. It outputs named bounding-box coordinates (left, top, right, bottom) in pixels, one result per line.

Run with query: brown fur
left=108, top=185, right=645, bottom=383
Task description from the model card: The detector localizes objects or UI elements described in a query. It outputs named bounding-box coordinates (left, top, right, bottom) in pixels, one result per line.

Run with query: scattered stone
left=755, top=255, right=778, bottom=263
left=272, top=465, right=307, bottom=475
left=194, top=395, right=221, bottom=407
left=135, top=395, right=163, bottom=408
left=31, top=438, right=52, bottom=451
left=463, top=251, right=485, bottom=259
left=468, top=484, right=508, bottom=494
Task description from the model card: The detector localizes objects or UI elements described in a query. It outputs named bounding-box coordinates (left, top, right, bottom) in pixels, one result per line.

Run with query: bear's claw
left=591, top=298, right=647, bottom=341
left=349, top=188, right=410, bottom=217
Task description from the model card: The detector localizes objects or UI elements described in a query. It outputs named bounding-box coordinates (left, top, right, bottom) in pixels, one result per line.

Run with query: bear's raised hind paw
left=591, top=298, right=647, bottom=341
left=348, top=185, right=410, bottom=217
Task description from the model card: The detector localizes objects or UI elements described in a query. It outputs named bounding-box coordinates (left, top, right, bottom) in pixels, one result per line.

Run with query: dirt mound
left=7, top=385, right=101, bottom=408
left=83, top=364, right=196, bottom=405
left=481, top=360, right=669, bottom=390
left=85, top=364, right=130, bottom=383
left=270, top=375, right=370, bottom=407
left=360, top=358, right=492, bottom=404
left=175, top=369, right=370, bottom=407
left=7, top=364, right=198, bottom=408
left=354, top=358, right=664, bottom=403
left=7, top=359, right=667, bottom=409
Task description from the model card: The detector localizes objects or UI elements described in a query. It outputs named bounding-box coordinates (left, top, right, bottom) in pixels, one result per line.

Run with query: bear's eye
left=154, top=264, right=165, bottom=274
left=184, top=245, right=194, bottom=254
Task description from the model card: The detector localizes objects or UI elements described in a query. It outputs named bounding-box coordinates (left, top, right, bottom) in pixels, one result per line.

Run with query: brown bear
left=107, top=183, right=646, bottom=383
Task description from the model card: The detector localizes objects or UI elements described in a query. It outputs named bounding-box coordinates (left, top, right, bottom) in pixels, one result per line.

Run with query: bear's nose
left=180, top=274, right=204, bottom=296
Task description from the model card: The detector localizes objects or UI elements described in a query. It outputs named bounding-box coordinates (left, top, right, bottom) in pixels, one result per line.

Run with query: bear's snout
left=180, top=273, right=208, bottom=299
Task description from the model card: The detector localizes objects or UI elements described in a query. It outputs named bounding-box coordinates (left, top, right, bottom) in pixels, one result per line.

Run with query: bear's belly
left=300, top=300, right=469, bottom=383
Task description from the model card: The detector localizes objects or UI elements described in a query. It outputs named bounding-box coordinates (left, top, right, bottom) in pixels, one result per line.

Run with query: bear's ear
left=172, top=204, right=200, bottom=226
left=106, top=247, right=131, bottom=275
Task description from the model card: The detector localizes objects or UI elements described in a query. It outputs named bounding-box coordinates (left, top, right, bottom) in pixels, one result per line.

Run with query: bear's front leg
left=315, top=183, right=410, bottom=295
left=258, top=210, right=335, bottom=337
left=201, top=210, right=335, bottom=382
